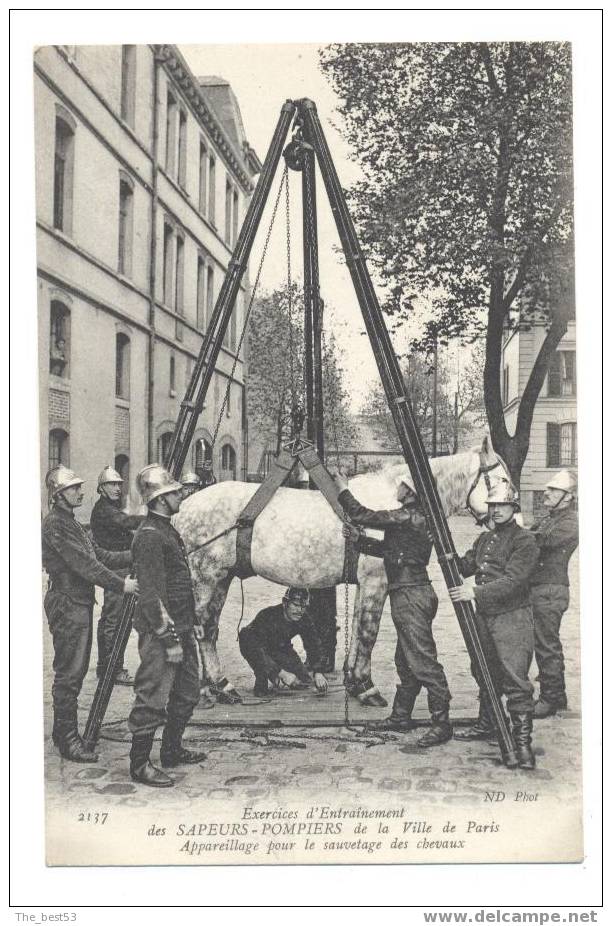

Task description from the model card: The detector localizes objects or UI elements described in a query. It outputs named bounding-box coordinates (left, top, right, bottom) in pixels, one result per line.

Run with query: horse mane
left=348, top=450, right=479, bottom=516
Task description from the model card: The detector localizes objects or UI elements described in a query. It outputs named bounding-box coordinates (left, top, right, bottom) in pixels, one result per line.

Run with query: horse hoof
left=362, top=692, right=388, bottom=708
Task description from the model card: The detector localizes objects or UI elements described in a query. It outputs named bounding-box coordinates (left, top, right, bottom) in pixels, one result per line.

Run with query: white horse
left=174, top=436, right=510, bottom=705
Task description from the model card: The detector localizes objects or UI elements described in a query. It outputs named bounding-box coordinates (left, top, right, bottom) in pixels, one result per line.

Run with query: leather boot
left=130, top=731, right=174, bottom=787
left=376, top=686, right=417, bottom=733
left=511, top=712, right=536, bottom=769
left=58, top=729, right=99, bottom=763
left=418, top=708, right=453, bottom=748
left=454, top=698, right=494, bottom=741
left=534, top=695, right=567, bottom=719
left=160, top=722, right=207, bottom=768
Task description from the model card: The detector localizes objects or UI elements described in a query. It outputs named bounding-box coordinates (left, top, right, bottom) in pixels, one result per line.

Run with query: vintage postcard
left=31, top=35, right=587, bottom=872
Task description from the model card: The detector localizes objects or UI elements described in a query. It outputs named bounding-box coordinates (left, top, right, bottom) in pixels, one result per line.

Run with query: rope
left=210, top=168, right=288, bottom=450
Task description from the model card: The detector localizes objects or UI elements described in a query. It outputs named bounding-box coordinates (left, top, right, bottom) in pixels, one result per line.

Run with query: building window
left=115, top=333, right=130, bottom=399
left=502, top=364, right=510, bottom=405
left=547, top=421, right=577, bottom=467
left=221, top=443, right=237, bottom=480
left=206, top=265, right=214, bottom=326
left=548, top=350, right=576, bottom=397
left=120, top=45, right=137, bottom=127
left=197, top=257, right=206, bottom=330
left=165, top=90, right=177, bottom=176
left=232, top=188, right=239, bottom=246
left=199, top=140, right=207, bottom=213
left=178, top=109, right=187, bottom=188
left=118, top=175, right=134, bottom=276
left=53, top=113, right=75, bottom=234
left=230, top=301, right=237, bottom=352
left=163, top=221, right=174, bottom=305
left=225, top=180, right=233, bottom=245
left=169, top=354, right=176, bottom=395
left=49, top=428, right=69, bottom=469
left=114, top=453, right=130, bottom=507
left=49, top=301, right=70, bottom=378
left=226, top=383, right=231, bottom=418
left=208, top=154, right=216, bottom=223
left=185, top=355, right=193, bottom=391
left=158, top=431, right=173, bottom=464
left=175, top=235, right=184, bottom=315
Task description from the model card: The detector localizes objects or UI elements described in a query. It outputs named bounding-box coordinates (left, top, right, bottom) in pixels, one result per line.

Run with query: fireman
left=42, top=465, right=139, bottom=762
left=529, top=470, right=579, bottom=718
left=449, top=481, right=539, bottom=769
left=90, top=465, right=145, bottom=685
left=180, top=471, right=201, bottom=500
left=127, top=465, right=206, bottom=788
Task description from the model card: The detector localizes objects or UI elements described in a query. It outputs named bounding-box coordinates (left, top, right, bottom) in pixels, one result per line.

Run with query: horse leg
left=193, top=569, right=243, bottom=705
left=350, top=581, right=389, bottom=708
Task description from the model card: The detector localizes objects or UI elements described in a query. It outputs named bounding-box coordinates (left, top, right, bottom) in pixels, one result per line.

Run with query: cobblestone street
left=43, top=516, right=582, bottom=833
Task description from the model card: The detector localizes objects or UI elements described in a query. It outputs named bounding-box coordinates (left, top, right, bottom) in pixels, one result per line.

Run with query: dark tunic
left=529, top=507, right=579, bottom=587
left=90, top=496, right=145, bottom=552
left=41, top=505, right=131, bottom=729
left=338, top=489, right=450, bottom=710
left=241, top=604, right=325, bottom=677
left=338, top=489, right=432, bottom=587
left=458, top=519, right=539, bottom=713
left=128, top=512, right=201, bottom=735
left=42, top=506, right=130, bottom=603
left=458, top=520, right=538, bottom=616
left=131, top=513, right=197, bottom=634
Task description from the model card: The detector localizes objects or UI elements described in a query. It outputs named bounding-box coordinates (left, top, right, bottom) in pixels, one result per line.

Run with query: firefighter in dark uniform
left=199, top=459, right=217, bottom=488
left=180, top=471, right=201, bottom=500
left=449, top=481, right=539, bottom=769
left=90, top=465, right=145, bottom=685
left=127, top=464, right=206, bottom=788
left=239, top=588, right=329, bottom=697
left=335, top=474, right=453, bottom=748
left=529, top=470, right=579, bottom=718
left=42, top=465, right=139, bottom=762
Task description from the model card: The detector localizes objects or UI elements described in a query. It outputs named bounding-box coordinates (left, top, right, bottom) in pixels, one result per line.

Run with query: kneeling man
left=239, top=588, right=328, bottom=697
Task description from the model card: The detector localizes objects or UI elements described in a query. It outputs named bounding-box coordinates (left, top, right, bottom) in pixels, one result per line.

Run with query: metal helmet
left=545, top=469, right=577, bottom=496
left=97, top=465, right=123, bottom=491
left=46, top=464, right=84, bottom=501
left=396, top=479, right=417, bottom=504
left=283, top=587, right=310, bottom=607
left=181, top=471, right=201, bottom=487
left=136, top=464, right=183, bottom=505
left=487, top=479, right=520, bottom=508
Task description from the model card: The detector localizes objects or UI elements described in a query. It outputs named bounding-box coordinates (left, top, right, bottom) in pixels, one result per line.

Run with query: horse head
left=465, top=436, right=514, bottom=525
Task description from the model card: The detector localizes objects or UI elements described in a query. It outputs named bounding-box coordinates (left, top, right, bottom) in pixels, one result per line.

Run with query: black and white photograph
left=9, top=6, right=603, bottom=912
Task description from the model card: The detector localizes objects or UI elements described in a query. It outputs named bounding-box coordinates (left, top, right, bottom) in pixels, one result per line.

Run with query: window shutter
left=547, top=422, right=561, bottom=467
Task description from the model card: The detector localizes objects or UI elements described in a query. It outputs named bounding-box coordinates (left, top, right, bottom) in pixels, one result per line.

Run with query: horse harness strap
left=234, top=446, right=363, bottom=583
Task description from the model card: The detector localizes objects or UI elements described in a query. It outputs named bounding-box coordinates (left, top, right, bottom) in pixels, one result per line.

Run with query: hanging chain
left=210, top=168, right=288, bottom=449
left=284, top=165, right=298, bottom=419
left=343, top=573, right=350, bottom=727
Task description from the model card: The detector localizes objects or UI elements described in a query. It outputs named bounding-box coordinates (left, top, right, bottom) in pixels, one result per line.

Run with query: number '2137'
left=77, top=812, right=108, bottom=824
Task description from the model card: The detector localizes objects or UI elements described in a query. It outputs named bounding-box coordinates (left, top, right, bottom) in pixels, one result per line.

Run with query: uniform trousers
left=476, top=607, right=535, bottom=714
left=45, top=590, right=93, bottom=732
left=530, top=584, right=570, bottom=705
left=96, top=566, right=130, bottom=676
left=389, top=584, right=451, bottom=712
left=128, top=630, right=200, bottom=735
left=238, top=627, right=310, bottom=686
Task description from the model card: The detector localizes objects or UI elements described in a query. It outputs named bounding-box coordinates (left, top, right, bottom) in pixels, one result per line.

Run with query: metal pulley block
left=283, top=137, right=313, bottom=171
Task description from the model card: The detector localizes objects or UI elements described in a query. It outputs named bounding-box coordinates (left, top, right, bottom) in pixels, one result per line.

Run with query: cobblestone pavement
left=43, top=517, right=582, bottom=817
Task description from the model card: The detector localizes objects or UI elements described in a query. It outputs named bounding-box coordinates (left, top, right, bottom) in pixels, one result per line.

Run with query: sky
left=179, top=43, right=397, bottom=412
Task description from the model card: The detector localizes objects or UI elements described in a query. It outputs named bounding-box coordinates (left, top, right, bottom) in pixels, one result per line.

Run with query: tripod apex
left=295, top=98, right=317, bottom=111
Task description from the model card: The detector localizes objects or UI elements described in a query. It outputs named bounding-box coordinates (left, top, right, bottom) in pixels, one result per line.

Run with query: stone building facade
left=501, top=319, right=577, bottom=520
left=35, top=44, right=260, bottom=517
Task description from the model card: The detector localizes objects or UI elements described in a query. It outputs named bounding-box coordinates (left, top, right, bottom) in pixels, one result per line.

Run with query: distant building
left=35, top=44, right=261, bottom=517
left=501, top=319, right=577, bottom=519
